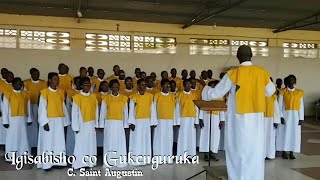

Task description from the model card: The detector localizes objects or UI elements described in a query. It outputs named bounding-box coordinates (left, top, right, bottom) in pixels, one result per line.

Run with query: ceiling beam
left=273, top=10, right=320, bottom=33
left=182, top=0, right=249, bottom=29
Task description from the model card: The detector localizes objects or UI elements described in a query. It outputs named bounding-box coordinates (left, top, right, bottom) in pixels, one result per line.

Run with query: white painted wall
left=0, top=46, right=318, bottom=116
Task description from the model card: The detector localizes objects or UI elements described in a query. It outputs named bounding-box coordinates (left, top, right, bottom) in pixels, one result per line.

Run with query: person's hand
left=199, top=119, right=204, bottom=128
left=44, top=123, right=50, bottom=131
left=129, top=124, right=135, bottom=131
left=3, top=124, right=9, bottom=129
left=298, top=120, right=303, bottom=126
left=219, top=121, right=225, bottom=129
left=27, top=122, right=32, bottom=126
left=281, top=118, right=285, bottom=125
left=273, top=123, right=278, bottom=129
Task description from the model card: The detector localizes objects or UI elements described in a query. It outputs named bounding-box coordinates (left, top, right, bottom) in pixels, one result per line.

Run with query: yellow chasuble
left=176, top=91, right=197, bottom=118
left=58, top=74, right=73, bottom=91
left=0, top=82, right=13, bottom=94
left=24, top=79, right=47, bottom=104
left=265, top=94, right=277, bottom=117
left=103, top=94, right=128, bottom=120
left=154, top=92, right=176, bottom=120
left=4, top=90, right=29, bottom=116
left=120, top=89, right=137, bottom=98
left=107, top=75, right=118, bottom=82
left=227, top=65, right=270, bottom=114
left=73, top=93, right=98, bottom=122
left=40, top=88, right=65, bottom=118
left=95, top=92, right=107, bottom=105
left=280, top=88, right=304, bottom=111
left=119, top=80, right=126, bottom=92
left=146, top=87, right=160, bottom=95
left=66, top=89, right=80, bottom=100
left=191, top=88, right=202, bottom=100
left=129, top=92, right=154, bottom=119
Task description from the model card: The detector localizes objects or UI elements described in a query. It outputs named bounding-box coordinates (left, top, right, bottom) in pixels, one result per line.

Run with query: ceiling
left=0, top=0, right=320, bottom=32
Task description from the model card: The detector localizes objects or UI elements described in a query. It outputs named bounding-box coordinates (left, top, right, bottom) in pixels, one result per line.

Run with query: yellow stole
left=73, top=93, right=98, bottom=122
left=4, top=90, right=29, bottom=116
left=227, top=65, right=270, bottom=114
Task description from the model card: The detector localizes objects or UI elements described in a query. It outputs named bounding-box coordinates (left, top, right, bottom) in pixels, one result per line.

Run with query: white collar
left=111, top=93, right=119, bottom=97
left=203, top=79, right=208, bottom=82
left=191, top=88, right=197, bottom=91
left=171, top=90, right=177, bottom=94
left=146, top=87, right=153, bottom=90
left=161, top=91, right=169, bottom=96
left=1, top=77, right=5, bottom=81
left=287, top=87, right=295, bottom=91
left=98, top=77, right=104, bottom=81
left=31, top=79, right=40, bottom=83
left=75, top=89, right=81, bottom=92
left=240, top=61, right=253, bottom=66
left=100, top=91, right=107, bottom=95
left=59, top=74, right=66, bottom=77
left=5, top=81, right=11, bottom=85
left=125, top=88, right=133, bottom=92
left=183, top=91, right=191, bottom=94
left=80, top=91, right=90, bottom=96
left=48, top=86, right=57, bottom=92
left=13, top=89, right=21, bottom=93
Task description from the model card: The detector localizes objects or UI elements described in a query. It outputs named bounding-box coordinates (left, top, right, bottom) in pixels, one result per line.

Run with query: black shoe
left=282, top=152, right=289, bottom=159
left=289, top=153, right=296, bottom=160
left=265, top=157, right=271, bottom=160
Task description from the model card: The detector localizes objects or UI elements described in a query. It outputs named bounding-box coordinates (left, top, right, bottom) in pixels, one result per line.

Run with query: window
left=19, top=30, right=70, bottom=50
left=231, top=40, right=269, bottom=57
left=133, top=36, right=176, bottom=54
left=189, top=38, right=230, bottom=55
left=0, top=28, right=17, bottom=48
left=85, top=33, right=131, bottom=52
left=283, top=42, right=318, bottom=58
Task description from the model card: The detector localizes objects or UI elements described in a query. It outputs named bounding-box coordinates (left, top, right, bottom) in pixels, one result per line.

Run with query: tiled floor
left=1, top=121, right=320, bottom=180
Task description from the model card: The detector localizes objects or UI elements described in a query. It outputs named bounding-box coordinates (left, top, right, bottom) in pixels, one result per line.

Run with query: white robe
left=37, top=88, right=70, bottom=170
left=203, top=62, right=276, bottom=180
left=99, top=95, right=129, bottom=168
left=2, top=93, right=32, bottom=161
left=176, top=94, right=200, bottom=160
left=264, top=100, right=281, bottom=159
left=128, top=99, right=157, bottom=166
left=153, top=94, right=177, bottom=164
left=276, top=90, right=304, bottom=153
left=27, top=104, right=39, bottom=148
left=0, top=92, right=6, bottom=145
left=71, top=92, right=99, bottom=169
left=199, top=111, right=225, bottom=153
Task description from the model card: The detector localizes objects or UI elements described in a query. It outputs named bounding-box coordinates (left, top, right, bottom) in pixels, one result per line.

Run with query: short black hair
left=137, top=78, right=146, bottom=85
left=161, top=79, right=170, bottom=86
left=169, top=80, right=176, bottom=85
left=79, top=77, right=90, bottom=86
left=125, top=76, right=132, bottom=82
left=30, top=68, right=38, bottom=74
left=88, top=67, right=94, bottom=70
left=183, top=79, right=191, bottom=86
left=161, top=71, right=168, bottom=76
left=73, top=76, right=81, bottom=83
left=99, top=81, right=108, bottom=92
left=109, top=79, right=119, bottom=88
left=80, top=67, right=87, bottom=71
left=48, top=72, right=58, bottom=81
left=12, top=77, right=22, bottom=85
left=208, top=80, right=219, bottom=86
left=287, top=74, right=296, bottom=82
